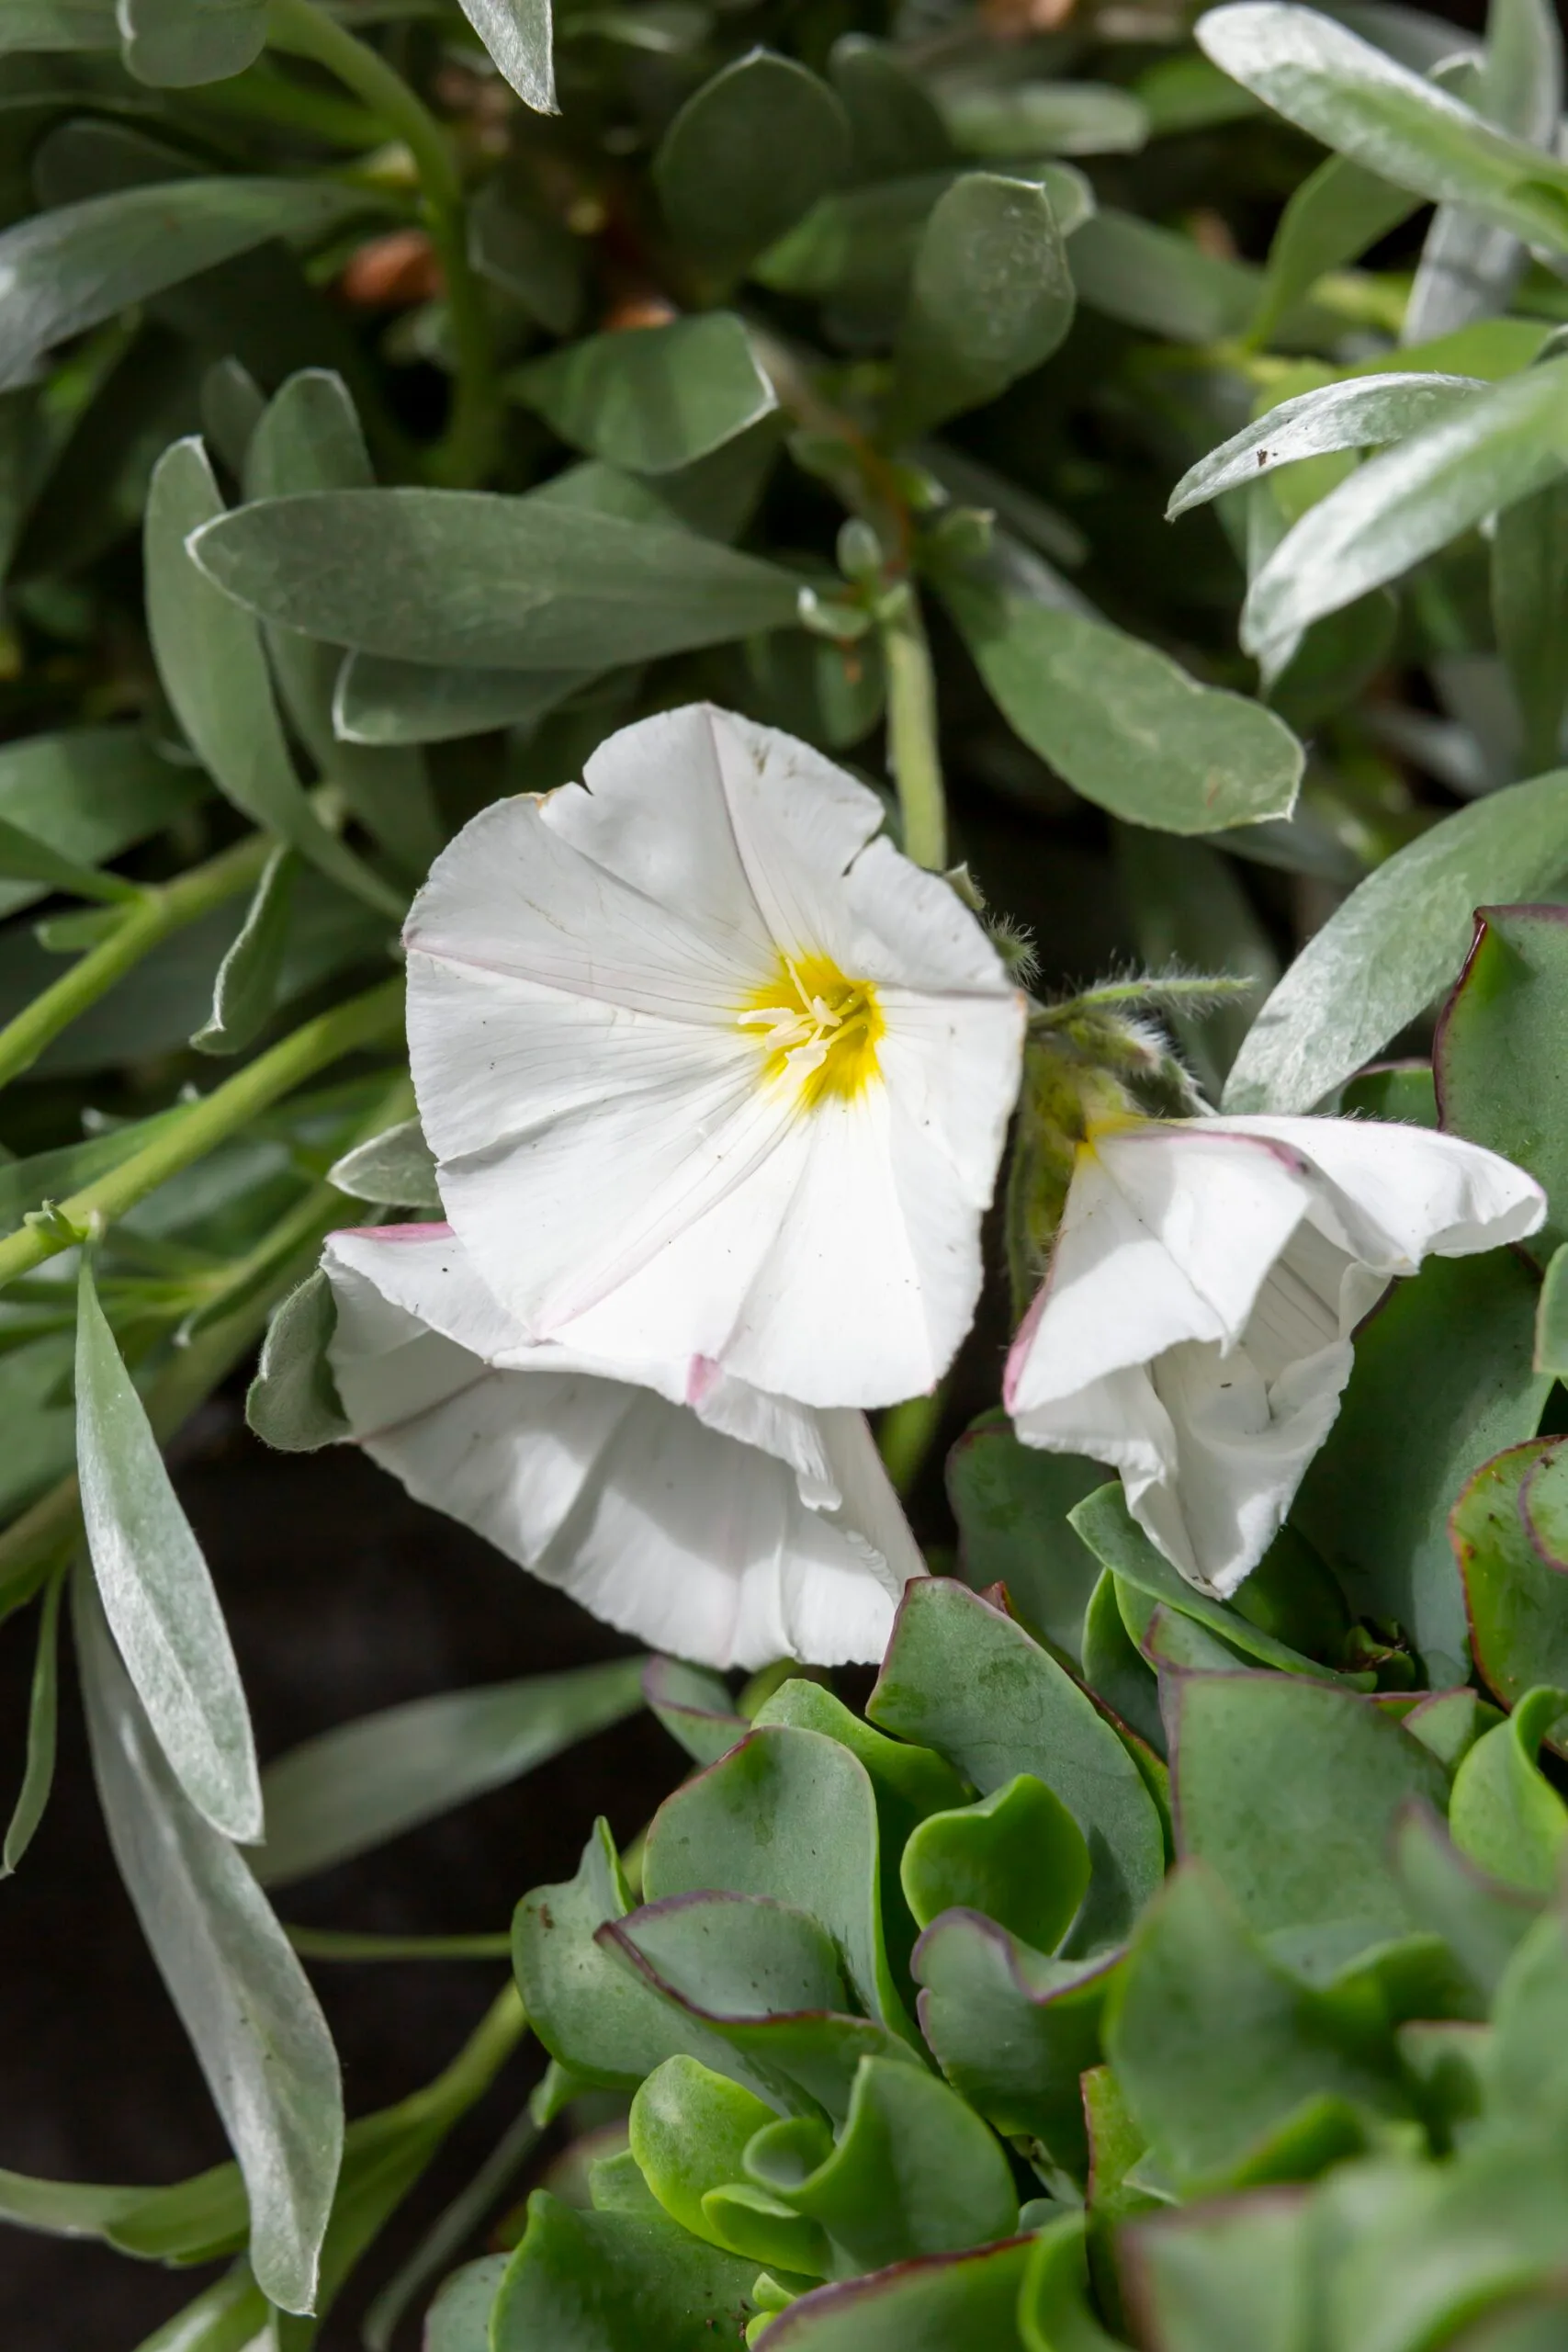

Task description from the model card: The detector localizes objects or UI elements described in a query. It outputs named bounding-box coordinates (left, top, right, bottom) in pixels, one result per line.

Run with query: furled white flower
left=403, top=704, right=1025, bottom=1409
left=321, top=1224, right=925, bottom=1669
left=1004, top=1114, right=1546, bottom=1599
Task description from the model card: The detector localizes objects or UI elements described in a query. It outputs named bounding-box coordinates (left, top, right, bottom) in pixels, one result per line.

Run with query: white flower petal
left=321, top=1227, right=919, bottom=1670
left=1214, top=1114, right=1547, bottom=1270
left=1093, top=1124, right=1317, bottom=1337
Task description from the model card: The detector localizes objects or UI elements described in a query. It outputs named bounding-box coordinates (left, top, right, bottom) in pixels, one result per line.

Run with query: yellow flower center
left=739, top=952, right=885, bottom=1107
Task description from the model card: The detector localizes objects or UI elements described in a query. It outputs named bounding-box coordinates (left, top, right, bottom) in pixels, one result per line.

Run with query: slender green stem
left=182, top=55, right=388, bottom=147
left=285, top=1927, right=513, bottom=1961
left=880, top=586, right=947, bottom=872
left=0, top=831, right=270, bottom=1093
left=265, top=0, right=500, bottom=485
left=0, top=978, right=404, bottom=1291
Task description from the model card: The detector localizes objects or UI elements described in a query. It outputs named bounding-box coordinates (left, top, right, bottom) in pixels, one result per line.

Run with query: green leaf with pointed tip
left=326, top=1115, right=439, bottom=1211
left=491, top=2194, right=757, bottom=2352
left=118, top=0, right=267, bottom=86
left=759, top=2232, right=1035, bottom=2350
left=1393, top=1800, right=1541, bottom=1999
left=145, top=439, right=402, bottom=918
left=0, top=178, right=367, bottom=395
left=1083, top=1573, right=1166, bottom=1755
left=254, top=1657, right=646, bottom=1886
left=2, top=1571, right=62, bottom=1875
left=76, top=1252, right=262, bottom=1842
left=1250, top=152, right=1419, bottom=347
left=1404, top=1688, right=1502, bottom=1771
left=189, top=492, right=804, bottom=673
left=190, top=845, right=296, bottom=1056
left=515, top=315, right=776, bottom=476
left=1436, top=904, right=1568, bottom=1262
left=246, top=1270, right=349, bottom=1455
left=941, top=570, right=1303, bottom=836
left=829, top=36, right=953, bottom=178
left=333, top=656, right=593, bottom=747
left=1197, top=3, right=1568, bottom=248
left=870, top=1581, right=1163, bottom=1953
left=654, top=52, right=852, bottom=280
left=452, top=0, right=554, bottom=112
left=946, top=1411, right=1105, bottom=1662
left=1452, top=1439, right=1568, bottom=1716
left=0, top=812, right=141, bottom=905
left=1108, top=1862, right=1407, bottom=2195
left=1119, top=2193, right=1311, bottom=2352
left=911, top=1909, right=1115, bottom=2170
left=885, top=173, right=1073, bottom=443
left=643, top=1724, right=910, bottom=2039
left=1240, top=357, right=1568, bottom=660
left=1293, top=1251, right=1551, bottom=1681
left=1224, top=770, right=1568, bottom=1113
left=1168, top=375, right=1484, bottom=519
left=645, top=1658, right=748, bottom=1768
left=1450, top=1685, right=1568, bottom=1894
left=1171, top=1671, right=1450, bottom=1957
left=630, top=2057, right=824, bottom=2274
left=900, top=1774, right=1089, bottom=1951
left=744, top=2053, right=1017, bottom=2274
left=0, top=729, right=201, bottom=924
left=243, top=370, right=441, bottom=880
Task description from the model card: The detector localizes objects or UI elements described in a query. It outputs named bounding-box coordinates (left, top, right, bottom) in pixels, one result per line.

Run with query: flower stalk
left=880, top=584, right=947, bottom=873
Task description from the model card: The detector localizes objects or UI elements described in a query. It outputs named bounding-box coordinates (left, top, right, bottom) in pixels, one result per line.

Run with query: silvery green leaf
left=245, top=1271, right=349, bottom=1456
left=190, top=846, right=297, bottom=1057
left=1168, top=373, right=1486, bottom=515
left=327, top=1116, right=441, bottom=1210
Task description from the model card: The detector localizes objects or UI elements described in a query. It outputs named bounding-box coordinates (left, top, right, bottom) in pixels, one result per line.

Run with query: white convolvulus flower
left=321, top=1224, right=925, bottom=1670
left=402, top=704, right=1025, bottom=1409
left=1004, top=1114, right=1546, bottom=1599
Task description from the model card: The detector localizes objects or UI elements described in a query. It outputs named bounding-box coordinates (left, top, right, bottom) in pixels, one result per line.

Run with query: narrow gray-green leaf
left=0, top=728, right=203, bottom=922
left=145, top=438, right=403, bottom=916
left=74, top=1575, right=342, bottom=2315
left=118, top=0, right=269, bottom=87
left=1401, top=52, right=1538, bottom=348
left=1067, top=207, right=1260, bottom=343
left=253, top=1659, right=648, bottom=1886
left=245, top=1270, right=350, bottom=1456
left=513, top=313, right=776, bottom=476
left=327, top=1116, right=441, bottom=1209
left=1493, top=478, right=1568, bottom=775
left=1223, top=767, right=1568, bottom=1109
left=1168, top=373, right=1484, bottom=516
left=0, top=179, right=367, bottom=393
left=0, top=812, right=143, bottom=905
left=456, top=0, right=554, bottom=108
left=942, top=569, right=1303, bottom=832
left=1196, top=4, right=1568, bottom=253
left=1242, top=355, right=1568, bottom=656
left=940, top=79, right=1148, bottom=156
left=886, top=172, right=1073, bottom=442
left=1251, top=152, right=1420, bottom=345
left=191, top=846, right=297, bottom=1057
left=244, top=370, right=441, bottom=878
left=653, top=51, right=852, bottom=278
left=76, top=1253, right=263, bottom=1842
left=333, top=654, right=595, bottom=745
left=2, top=1571, right=62, bottom=1874
left=188, top=491, right=804, bottom=670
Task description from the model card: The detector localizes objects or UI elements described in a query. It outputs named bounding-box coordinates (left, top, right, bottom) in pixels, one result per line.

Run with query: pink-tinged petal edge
left=340, top=1221, right=456, bottom=1242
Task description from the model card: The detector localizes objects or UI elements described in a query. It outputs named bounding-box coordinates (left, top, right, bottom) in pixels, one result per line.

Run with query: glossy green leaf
left=454, top=0, right=554, bottom=111
left=145, top=439, right=402, bottom=917
left=900, top=1774, right=1089, bottom=1951
left=243, top=369, right=441, bottom=879
left=942, top=81, right=1147, bottom=157
left=945, top=1411, right=1105, bottom=1661
left=0, top=728, right=202, bottom=924
left=1250, top=153, right=1420, bottom=346
left=761, top=2233, right=1034, bottom=2349
left=0, top=178, right=366, bottom=393
left=1450, top=1685, right=1568, bottom=1893
left=254, top=1657, right=646, bottom=1885
left=2, top=1570, right=62, bottom=1874
left=644, top=1659, right=748, bottom=1768
left=1337, top=1061, right=1438, bottom=1124
left=1224, top=769, right=1568, bottom=1111
left=653, top=51, right=852, bottom=279
left=190, top=845, right=296, bottom=1056
left=911, top=1908, right=1115, bottom=2167
left=189, top=491, right=804, bottom=671
left=76, top=1251, right=262, bottom=1842
left=829, top=36, right=953, bottom=179
left=118, top=0, right=267, bottom=86
left=885, top=172, right=1072, bottom=443
left=1109, top=1862, right=1404, bottom=2193
left=744, top=2053, right=1018, bottom=2272
left=333, top=655, right=594, bottom=747
left=1294, top=1252, right=1550, bottom=1679
left=629, top=2057, right=823, bottom=2273
left=868, top=1580, right=1164, bottom=1952
left=132, top=2264, right=267, bottom=2352
left=74, top=1575, right=341, bottom=2314
left=1241, top=356, right=1568, bottom=659
left=1437, top=904, right=1568, bottom=1259
left=1492, top=480, right=1568, bottom=775
left=245, top=1269, right=350, bottom=1455
left=515, top=315, right=776, bottom=476
left=327, top=1116, right=442, bottom=1211
left=1196, top=4, right=1568, bottom=250
left=1168, top=375, right=1483, bottom=518
left=493, top=2194, right=757, bottom=2352
left=942, top=568, right=1303, bottom=834
left=643, top=1724, right=909, bottom=2037
left=1170, top=1670, right=1450, bottom=1955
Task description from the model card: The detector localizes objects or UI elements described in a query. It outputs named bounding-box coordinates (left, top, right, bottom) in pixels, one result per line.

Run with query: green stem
left=876, top=1387, right=945, bottom=1498
left=265, top=0, right=500, bottom=485
left=0, top=831, right=269, bottom=1093
left=880, top=585, right=947, bottom=872
left=286, top=1927, right=513, bottom=1961
left=181, top=53, right=387, bottom=146
left=0, top=977, right=404, bottom=1291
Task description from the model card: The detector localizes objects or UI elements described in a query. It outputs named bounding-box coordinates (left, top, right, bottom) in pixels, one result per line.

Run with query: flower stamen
left=739, top=953, right=885, bottom=1105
